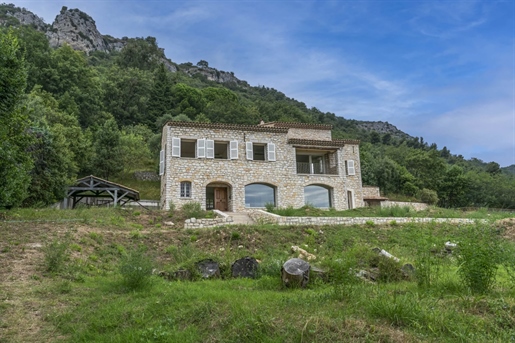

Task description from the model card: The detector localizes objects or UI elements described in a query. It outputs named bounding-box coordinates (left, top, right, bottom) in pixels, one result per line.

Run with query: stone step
left=225, top=212, right=255, bottom=225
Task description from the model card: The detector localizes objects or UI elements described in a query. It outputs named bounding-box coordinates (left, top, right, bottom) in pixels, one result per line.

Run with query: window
left=304, top=185, right=332, bottom=208
left=246, top=142, right=276, bottom=161
left=214, top=142, right=228, bottom=159
left=245, top=183, right=276, bottom=208
left=172, top=137, right=237, bottom=159
left=345, top=160, right=355, bottom=175
left=181, top=140, right=196, bottom=158
left=180, top=181, right=191, bottom=198
left=159, top=150, right=165, bottom=176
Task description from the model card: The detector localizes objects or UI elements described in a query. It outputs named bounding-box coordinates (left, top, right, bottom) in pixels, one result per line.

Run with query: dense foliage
left=1, top=24, right=514, bottom=208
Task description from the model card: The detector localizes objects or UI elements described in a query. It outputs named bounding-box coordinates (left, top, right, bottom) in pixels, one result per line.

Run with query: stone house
left=160, top=121, right=367, bottom=212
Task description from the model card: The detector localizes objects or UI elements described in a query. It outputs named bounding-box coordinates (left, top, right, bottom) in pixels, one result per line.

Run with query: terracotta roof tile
left=260, top=121, right=333, bottom=130
left=288, top=138, right=360, bottom=147
left=166, top=121, right=289, bottom=133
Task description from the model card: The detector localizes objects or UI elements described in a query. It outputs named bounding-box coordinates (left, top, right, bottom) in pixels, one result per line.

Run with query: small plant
left=133, top=211, right=141, bottom=216
left=70, top=243, right=82, bottom=252
left=43, top=236, right=70, bottom=273
left=130, top=230, right=143, bottom=239
left=365, top=220, right=375, bottom=227
left=389, top=220, right=398, bottom=226
left=88, top=232, right=103, bottom=244
left=119, top=248, right=154, bottom=290
left=231, top=231, right=240, bottom=240
left=264, top=202, right=275, bottom=212
left=182, top=202, right=204, bottom=218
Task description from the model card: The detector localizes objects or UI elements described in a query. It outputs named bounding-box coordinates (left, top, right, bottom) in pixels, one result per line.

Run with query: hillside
left=1, top=3, right=515, bottom=209
left=1, top=207, right=515, bottom=342
left=0, top=3, right=412, bottom=140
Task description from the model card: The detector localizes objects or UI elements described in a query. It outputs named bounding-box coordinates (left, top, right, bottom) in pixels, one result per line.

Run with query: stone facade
left=161, top=122, right=365, bottom=211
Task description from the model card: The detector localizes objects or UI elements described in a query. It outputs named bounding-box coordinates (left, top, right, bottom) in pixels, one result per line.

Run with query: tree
left=101, top=65, right=152, bottom=127
left=197, top=60, right=209, bottom=68
left=42, top=45, right=105, bottom=128
left=438, top=165, right=469, bottom=208
left=92, top=119, right=124, bottom=180
left=116, top=36, right=164, bottom=71
left=22, top=125, right=76, bottom=207
left=23, top=87, right=93, bottom=175
left=0, top=30, right=33, bottom=207
left=119, top=129, right=153, bottom=173
left=147, top=63, right=174, bottom=130
left=370, top=131, right=380, bottom=144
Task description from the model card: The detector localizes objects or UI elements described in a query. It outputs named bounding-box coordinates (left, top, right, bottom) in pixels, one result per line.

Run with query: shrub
left=182, top=202, right=204, bottom=218
left=417, top=188, right=438, bottom=205
left=457, top=225, right=502, bottom=294
left=264, top=202, right=275, bottom=212
left=377, top=256, right=404, bottom=283
left=43, top=237, right=70, bottom=273
left=119, top=248, right=154, bottom=290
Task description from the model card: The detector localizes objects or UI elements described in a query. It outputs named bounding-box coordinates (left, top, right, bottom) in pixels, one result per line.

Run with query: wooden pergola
left=65, top=175, right=140, bottom=209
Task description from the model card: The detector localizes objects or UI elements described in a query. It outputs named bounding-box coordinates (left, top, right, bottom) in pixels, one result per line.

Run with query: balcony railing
left=296, top=162, right=338, bottom=175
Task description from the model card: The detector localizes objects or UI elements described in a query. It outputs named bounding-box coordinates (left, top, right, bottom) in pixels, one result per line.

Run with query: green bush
left=417, top=188, right=439, bottom=205
left=457, top=225, right=502, bottom=294
left=182, top=202, right=204, bottom=218
left=119, top=248, right=154, bottom=290
left=43, top=237, right=70, bottom=273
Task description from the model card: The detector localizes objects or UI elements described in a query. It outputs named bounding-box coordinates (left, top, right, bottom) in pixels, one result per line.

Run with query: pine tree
left=147, top=63, right=174, bottom=130
left=92, top=119, right=124, bottom=180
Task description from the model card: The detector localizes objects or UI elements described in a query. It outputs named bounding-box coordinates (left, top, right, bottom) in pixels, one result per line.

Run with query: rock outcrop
left=46, top=7, right=125, bottom=54
left=1, top=5, right=47, bottom=30
left=357, top=121, right=412, bottom=139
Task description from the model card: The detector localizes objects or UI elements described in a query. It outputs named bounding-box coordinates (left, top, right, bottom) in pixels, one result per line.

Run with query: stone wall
left=248, top=210, right=478, bottom=226
left=286, top=128, right=332, bottom=141
left=161, top=123, right=363, bottom=212
left=382, top=201, right=428, bottom=211
left=362, top=186, right=381, bottom=198
left=184, top=210, right=233, bottom=229
left=134, top=171, right=160, bottom=182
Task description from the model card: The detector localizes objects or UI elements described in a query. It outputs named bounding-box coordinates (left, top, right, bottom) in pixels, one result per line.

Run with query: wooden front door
left=214, top=188, right=228, bottom=211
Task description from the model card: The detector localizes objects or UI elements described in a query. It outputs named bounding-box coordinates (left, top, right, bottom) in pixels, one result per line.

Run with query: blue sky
left=9, top=0, right=515, bottom=166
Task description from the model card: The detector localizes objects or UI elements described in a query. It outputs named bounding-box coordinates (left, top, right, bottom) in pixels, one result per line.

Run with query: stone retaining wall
left=133, top=171, right=160, bottom=182
left=184, top=210, right=234, bottom=229
left=248, top=210, right=478, bottom=226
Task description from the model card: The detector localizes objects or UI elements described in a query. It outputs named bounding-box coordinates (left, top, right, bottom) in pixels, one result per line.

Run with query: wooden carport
left=65, top=175, right=140, bottom=209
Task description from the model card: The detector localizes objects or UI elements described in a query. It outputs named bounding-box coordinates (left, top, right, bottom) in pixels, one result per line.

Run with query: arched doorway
left=206, top=182, right=232, bottom=211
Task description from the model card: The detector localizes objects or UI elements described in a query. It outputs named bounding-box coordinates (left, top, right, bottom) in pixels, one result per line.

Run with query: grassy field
left=1, top=208, right=515, bottom=342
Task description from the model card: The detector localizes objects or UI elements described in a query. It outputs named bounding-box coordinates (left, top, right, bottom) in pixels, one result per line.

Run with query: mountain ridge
left=0, top=3, right=423, bottom=141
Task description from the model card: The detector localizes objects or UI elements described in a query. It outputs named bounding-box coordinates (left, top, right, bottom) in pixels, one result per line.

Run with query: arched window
left=304, top=185, right=332, bottom=208
left=245, top=183, right=276, bottom=208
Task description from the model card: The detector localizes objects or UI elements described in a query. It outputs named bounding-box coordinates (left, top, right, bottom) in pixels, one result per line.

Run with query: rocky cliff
left=46, top=7, right=125, bottom=53
left=357, top=121, right=412, bottom=139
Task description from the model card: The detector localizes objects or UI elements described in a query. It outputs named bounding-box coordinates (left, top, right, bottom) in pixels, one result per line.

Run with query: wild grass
left=271, top=204, right=514, bottom=220
left=1, top=208, right=515, bottom=342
